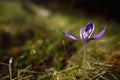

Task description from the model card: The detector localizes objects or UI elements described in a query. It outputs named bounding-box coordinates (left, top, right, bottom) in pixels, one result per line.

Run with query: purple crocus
left=63, top=22, right=107, bottom=66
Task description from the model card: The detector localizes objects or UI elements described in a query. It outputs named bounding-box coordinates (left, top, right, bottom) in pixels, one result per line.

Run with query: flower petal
left=91, top=26, right=107, bottom=40
left=63, top=32, right=80, bottom=40
left=85, top=22, right=95, bottom=38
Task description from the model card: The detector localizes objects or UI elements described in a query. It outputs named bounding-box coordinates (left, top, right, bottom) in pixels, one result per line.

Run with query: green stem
left=83, top=42, right=87, bottom=67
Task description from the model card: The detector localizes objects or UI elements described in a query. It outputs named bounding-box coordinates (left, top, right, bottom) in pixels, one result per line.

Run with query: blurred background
left=0, top=0, right=120, bottom=79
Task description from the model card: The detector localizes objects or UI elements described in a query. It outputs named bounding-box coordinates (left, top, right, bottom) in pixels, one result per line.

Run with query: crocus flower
left=63, top=22, right=107, bottom=65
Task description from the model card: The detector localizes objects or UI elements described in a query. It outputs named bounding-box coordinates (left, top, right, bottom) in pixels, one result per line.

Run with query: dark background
left=30, top=0, right=120, bottom=21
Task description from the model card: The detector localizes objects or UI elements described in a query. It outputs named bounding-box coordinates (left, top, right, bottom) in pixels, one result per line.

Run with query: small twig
left=0, top=62, right=9, bottom=66
left=90, top=69, right=108, bottom=80
left=108, top=71, right=118, bottom=80
left=13, top=75, right=32, bottom=80
left=9, top=57, right=13, bottom=80
left=21, top=64, right=32, bottom=72
left=86, top=61, right=92, bottom=69
left=22, top=70, right=46, bottom=74
left=92, top=62, right=120, bottom=68
left=59, top=65, right=79, bottom=73
left=63, top=40, right=68, bottom=59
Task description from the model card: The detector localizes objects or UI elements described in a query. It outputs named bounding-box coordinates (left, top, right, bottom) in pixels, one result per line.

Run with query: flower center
left=80, top=28, right=88, bottom=41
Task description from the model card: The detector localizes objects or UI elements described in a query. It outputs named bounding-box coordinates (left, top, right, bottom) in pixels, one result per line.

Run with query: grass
left=0, top=2, right=120, bottom=80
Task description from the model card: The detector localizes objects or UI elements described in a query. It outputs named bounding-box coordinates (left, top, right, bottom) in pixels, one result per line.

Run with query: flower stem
left=83, top=42, right=87, bottom=67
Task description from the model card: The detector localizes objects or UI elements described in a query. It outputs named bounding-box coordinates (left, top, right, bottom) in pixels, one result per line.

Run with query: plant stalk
left=83, top=42, right=87, bottom=67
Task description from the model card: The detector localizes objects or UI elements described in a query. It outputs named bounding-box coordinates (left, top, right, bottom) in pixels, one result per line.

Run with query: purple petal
left=85, top=22, right=95, bottom=38
left=91, top=26, right=107, bottom=40
left=63, top=32, right=80, bottom=40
